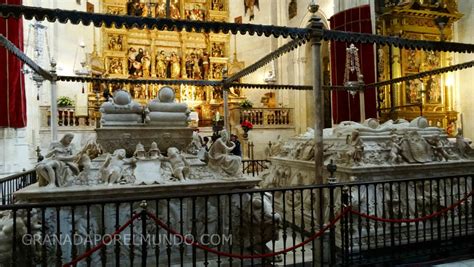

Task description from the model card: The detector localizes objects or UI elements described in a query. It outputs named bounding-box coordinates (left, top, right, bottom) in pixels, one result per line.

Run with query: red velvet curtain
left=329, top=5, right=376, bottom=123
left=0, top=0, right=26, bottom=128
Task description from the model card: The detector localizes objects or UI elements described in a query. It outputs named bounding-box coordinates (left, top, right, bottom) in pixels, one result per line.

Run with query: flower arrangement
left=57, top=96, right=75, bottom=107
left=239, top=99, right=253, bottom=109
left=240, top=120, right=253, bottom=132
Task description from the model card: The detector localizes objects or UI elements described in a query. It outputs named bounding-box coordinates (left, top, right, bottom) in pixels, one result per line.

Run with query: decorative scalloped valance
left=2, top=4, right=474, bottom=53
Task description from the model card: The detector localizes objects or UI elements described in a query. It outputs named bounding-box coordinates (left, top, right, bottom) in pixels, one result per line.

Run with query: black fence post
left=140, top=200, right=148, bottom=267
left=329, top=186, right=336, bottom=265
left=342, top=186, right=350, bottom=264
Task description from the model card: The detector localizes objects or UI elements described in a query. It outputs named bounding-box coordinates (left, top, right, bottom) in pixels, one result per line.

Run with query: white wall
left=455, top=0, right=474, bottom=140
left=0, top=0, right=101, bottom=175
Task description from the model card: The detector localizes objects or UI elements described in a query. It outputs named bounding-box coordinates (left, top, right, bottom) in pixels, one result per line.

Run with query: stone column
left=307, top=2, right=324, bottom=185
left=50, top=60, right=58, bottom=141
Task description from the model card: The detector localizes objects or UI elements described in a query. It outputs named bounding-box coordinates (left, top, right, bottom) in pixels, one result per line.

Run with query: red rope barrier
left=349, top=190, right=474, bottom=224
left=62, top=212, right=142, bottom=267
left=146, top=207, right=350, bottom=260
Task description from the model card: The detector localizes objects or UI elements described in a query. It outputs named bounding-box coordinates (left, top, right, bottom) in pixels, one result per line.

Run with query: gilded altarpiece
left=376, top=0, right=462, bottom=135
left=94, top=0, right=230, bottom=126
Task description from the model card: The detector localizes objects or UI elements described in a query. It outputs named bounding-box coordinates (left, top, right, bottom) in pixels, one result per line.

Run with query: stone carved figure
left=100, top=149, right=137, bottom=185
left=388, top=134, right=403, bottom=163
left=0, top=210, right=41, bottom=265
left=456, top=128, right=472, bottom=158
left=265, top=135, right=283, bottom=158
left=133, top=142, right=147, bottom=160
left=187, top=131, right=203, bottom=155
left=149, top=142, right=161, bottom=159
left=347, top=131, right=364, bottom=164
left=208, top=130, right=242, bottom=177
left=232, top=193, right=281, bottom=260
left=428, top=134, right=450, bottom=161
left=400, top=131, right=433, bottom=163
left=299, top=140, right=315, bottom=161
left=36, top=133, right=79, bottom=187
left=161, top=147, right=190, bottom=181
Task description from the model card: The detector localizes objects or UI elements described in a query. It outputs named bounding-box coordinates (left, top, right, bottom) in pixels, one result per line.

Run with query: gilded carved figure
left=109, top=58, right=123, bottom=74
left=170, top=52, right=181, bottom=79
left=244, top=0, right=259, bottom=21
left=127, top=0, right=144, bottom=16
left=211, top=0, right=224, bottom=11
left=156, top=51, right=167, bottom=78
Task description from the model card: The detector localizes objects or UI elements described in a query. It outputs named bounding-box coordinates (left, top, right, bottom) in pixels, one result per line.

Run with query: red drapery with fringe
left=0, top=0, right=26, bottom=128
left=329, top=5, right=377, bottom=123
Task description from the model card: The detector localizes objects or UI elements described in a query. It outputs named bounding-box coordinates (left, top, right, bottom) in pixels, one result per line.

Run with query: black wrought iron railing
left=242, top=159, right=271, bottom=177
left=0, top=171, right=473, bottom=266
left=0, top=169, right=37, bottom=205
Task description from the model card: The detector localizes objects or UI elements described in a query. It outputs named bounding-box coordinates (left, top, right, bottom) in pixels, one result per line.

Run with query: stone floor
left=434, top=258, right=474, bottom=267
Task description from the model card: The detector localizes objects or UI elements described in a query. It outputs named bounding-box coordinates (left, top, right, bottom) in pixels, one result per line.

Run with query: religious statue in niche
left=128, top=47, right=146, bottom=77
left=184, top=49, right=209, bottom=79
left=427, top=76, right=441, bottom=104
left=406, top=79, right=421, bottom=104
left=185, top=3, right=206, bottom=21
left=127, top=0, right=146, bottom=16
left=244, top=0, right=259, bottom=21
left=108, top=58, right=123, bottom=75
left=130, top=84, right=146, bottom=99
left=155, top=1, right=166, bottom=17
left=142, top=50, right=152, bottom=77
left=155, top=0, right=181, bottom=19
left=211, top=43, right=224, bottom=57
left=170, top=52, right=181, bottom=79
left=107, top=6, right=124, bottom=15
left=211, top=63, right=225, bottom=80
left=288, top=0, right=297, bottom=20
left=424, top=50, right=440, bottom=70
left=406, top=49, right=421, bottom=72
left=156, top=50, right=167, bottom=78
left=211, top=0, right=224, bottom=11
left=201, top=52, right=210, bottom=79
left=108, top=34, right=124, bottom=51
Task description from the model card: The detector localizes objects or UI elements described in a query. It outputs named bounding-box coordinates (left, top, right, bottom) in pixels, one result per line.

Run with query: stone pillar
left=307, top=2, right=324, bottom=185
left=50, top=60, right=58, bottom=141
